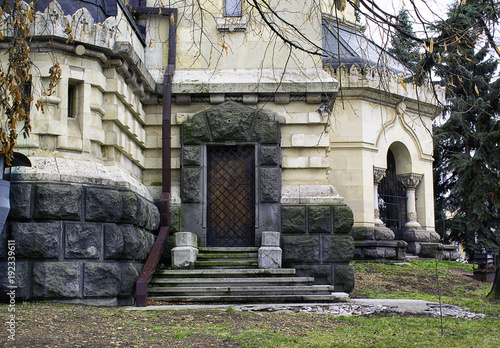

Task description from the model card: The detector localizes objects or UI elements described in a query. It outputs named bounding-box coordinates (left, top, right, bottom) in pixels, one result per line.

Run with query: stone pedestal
left=171, top=232, right=198, bottom=269
left=258, top=231, right=282, bottom=269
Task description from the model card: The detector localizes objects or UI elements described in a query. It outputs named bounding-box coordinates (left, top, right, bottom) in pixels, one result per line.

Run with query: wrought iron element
left=207, top=147, right=255, bottom=247
left=378, top=154, right=407, bottom=239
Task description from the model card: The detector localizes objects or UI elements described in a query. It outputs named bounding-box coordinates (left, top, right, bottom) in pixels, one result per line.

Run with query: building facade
left=0, top=0, right=442, bottom=304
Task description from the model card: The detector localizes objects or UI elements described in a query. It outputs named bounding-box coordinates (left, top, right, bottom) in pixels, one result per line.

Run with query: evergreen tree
left=432, top=0, right=500, bottom=297
left=388, top=8, right=420, bottom=72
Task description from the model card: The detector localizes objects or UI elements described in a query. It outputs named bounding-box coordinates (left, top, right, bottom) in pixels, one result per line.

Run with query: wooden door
left=207, top=147, right=255, bottom=247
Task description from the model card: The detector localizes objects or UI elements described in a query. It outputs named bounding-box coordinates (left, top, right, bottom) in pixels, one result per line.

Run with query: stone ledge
left=10, top=157, right=153, bottom=200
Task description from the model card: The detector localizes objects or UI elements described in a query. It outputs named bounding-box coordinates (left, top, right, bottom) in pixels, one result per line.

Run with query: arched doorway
left=378, top=149, right=407, bottom=239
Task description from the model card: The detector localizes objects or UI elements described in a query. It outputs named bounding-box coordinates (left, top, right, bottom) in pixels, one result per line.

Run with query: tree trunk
left=487, top=251, right=500, bottom=299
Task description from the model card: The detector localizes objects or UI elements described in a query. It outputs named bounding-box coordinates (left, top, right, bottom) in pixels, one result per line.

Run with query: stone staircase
left=147, top=247, right=345, bottom=303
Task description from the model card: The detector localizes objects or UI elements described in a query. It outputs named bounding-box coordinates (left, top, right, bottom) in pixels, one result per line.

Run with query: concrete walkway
left=126, top=298, right=486, bottom=319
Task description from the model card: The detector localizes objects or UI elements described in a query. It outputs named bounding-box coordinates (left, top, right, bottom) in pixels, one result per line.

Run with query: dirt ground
left=1, top=263, right=497, bottom=348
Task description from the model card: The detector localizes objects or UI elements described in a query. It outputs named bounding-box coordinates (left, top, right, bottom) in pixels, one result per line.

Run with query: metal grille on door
left=207, top=147, right=255, bottom=247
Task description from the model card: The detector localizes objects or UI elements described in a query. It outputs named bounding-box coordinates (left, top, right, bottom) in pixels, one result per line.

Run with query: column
left=398, top=173, right=423, bottom=230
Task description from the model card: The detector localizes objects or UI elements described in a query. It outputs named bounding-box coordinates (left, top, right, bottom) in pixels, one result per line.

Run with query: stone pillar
left=373, top=167, right=386, bottom=227
left=171, top=232, right=198, bottom=269
left=398, top=173, right=423, bottom=230
left=258, top=231, right=282, bottom=269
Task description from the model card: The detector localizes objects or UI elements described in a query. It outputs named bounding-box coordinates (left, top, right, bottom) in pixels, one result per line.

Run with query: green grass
left=351, top=260, right=500, bottom=316
left=2, top=261, right=498, bottom=347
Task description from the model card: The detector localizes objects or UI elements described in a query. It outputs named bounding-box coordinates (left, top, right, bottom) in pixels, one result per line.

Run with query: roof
left=35, top=0, right=117, bottom=23
left=322, top=19, right=407, bottom=74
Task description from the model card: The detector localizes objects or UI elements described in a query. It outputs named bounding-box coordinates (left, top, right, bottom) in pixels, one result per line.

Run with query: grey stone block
left=181, top=203, right=204, bottom=243
left=65, top=223, right=101, bottom=259
left=362, top=248, right=387, bottom=259
left=84, top=263, right=121, bottom=297
left=0, top=260, right=28, bottom=298
left=333, top=204, right=354, bottom=234
left=308, top=206, right=331, bottom=233
left=175, top=232, right=198, bottom=247
left=374, top=226, right=395, bottom=240
left=181, top=168, right=202, bottom=203
left=260, top=146, right=280, bottom=165
left=335, top=264, right=355, bottom=293
left=420, top=243, right=442, bottom=258
left=322, top=235, right=354, bottom=263
left=144, top=199, right=160, bottom=232
left=121, top=191, right=138, bottom=224
left=34, top=184, right=82, bottom=220
left=261, top=231, right=280, bottom=246
left=183, top=146, right=202, bottom=166
left=169, top=203, right=182, bottom=233
left=351, top=227, right=375, bottom=241
left=121, top=225, right=148, bottom=260
left=11, top=222, right=61, bottom=259
left=182, top=120, right=210, bottom=145
left=281, top=235, right=320, bottom=263
left=104, top=224, right=124, bottom=260
left=258, top=203, right=280, bottom=232
left=281, top=206, right=306, bottom=233
left=206, top=102, right=254, bottom=141
left=251, top=113, right=279, bottom=144
left=9, top=183, right=33, bottom=220
left=260, top=167, right=280, bottom=203
left=32, top=262, right=81, bottom=298
left=258, top=246, right=282, bottom=269
left=86, top=187, right=122, bottom=222
left=119, top=262, right=142, bottom=296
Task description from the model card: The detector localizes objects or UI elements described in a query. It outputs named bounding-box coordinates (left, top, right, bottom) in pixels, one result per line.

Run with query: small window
left=23, top=78, right=32, bottom=114
left=225, top=0, right=241, bottom=17
left=68, top=80, right=82, bottom=118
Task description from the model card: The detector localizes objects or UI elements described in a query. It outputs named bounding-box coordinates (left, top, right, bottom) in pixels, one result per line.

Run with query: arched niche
left=388, top=141, right=412, bottom=174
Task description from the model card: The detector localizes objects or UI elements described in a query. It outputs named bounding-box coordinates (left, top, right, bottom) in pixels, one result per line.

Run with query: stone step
left=194, top=260, right=258, bottom=268
left=154, top=268, right=296, bottom=277
left=149, top=285, right=335, bottom=294
left=150, top=276, right=315, bottom=286
left=148, top=294, right=344, bottom=303
left=196, top=253, right=258, bottom=259
left=198, top=247, right=259, bottom=253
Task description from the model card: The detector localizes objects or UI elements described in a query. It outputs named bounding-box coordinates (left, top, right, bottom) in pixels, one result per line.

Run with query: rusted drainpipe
left=134, top=6, right=177, bottom=307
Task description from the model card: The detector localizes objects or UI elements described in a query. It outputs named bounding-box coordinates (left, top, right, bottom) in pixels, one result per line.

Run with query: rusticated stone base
left=0, top=181, right=160, bottom=305
left=280, top=203, right=355, bottom=293
left=353, top=240, right=408, bottom=260
left=351, top=226, right=406, bottom=261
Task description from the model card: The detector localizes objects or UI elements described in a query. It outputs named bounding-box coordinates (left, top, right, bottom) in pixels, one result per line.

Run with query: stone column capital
left=373, top=167, right=387, bottom=184
left=397, top=173, right=423, bottom=189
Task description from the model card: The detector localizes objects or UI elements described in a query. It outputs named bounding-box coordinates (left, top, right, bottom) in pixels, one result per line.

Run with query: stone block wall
left=0, top=182, right=160, bottom=305
left=280, top=203, right=355, bottom=293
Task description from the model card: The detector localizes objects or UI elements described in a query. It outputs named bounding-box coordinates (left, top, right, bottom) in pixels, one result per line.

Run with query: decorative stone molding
left=216, top=16, right=247, bottom=32
left=397, top=173, right=423, bottom=189
left=373, top=167, right=386, bottom=184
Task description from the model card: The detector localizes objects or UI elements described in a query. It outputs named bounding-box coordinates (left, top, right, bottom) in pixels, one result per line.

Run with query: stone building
left=0, top=0, right=443, bottom=305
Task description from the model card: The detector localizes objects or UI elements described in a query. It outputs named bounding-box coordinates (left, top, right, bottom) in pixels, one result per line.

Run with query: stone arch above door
left=181, top=101, right=280, bottom=144
left=179, top=101, right=282, bottom=246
